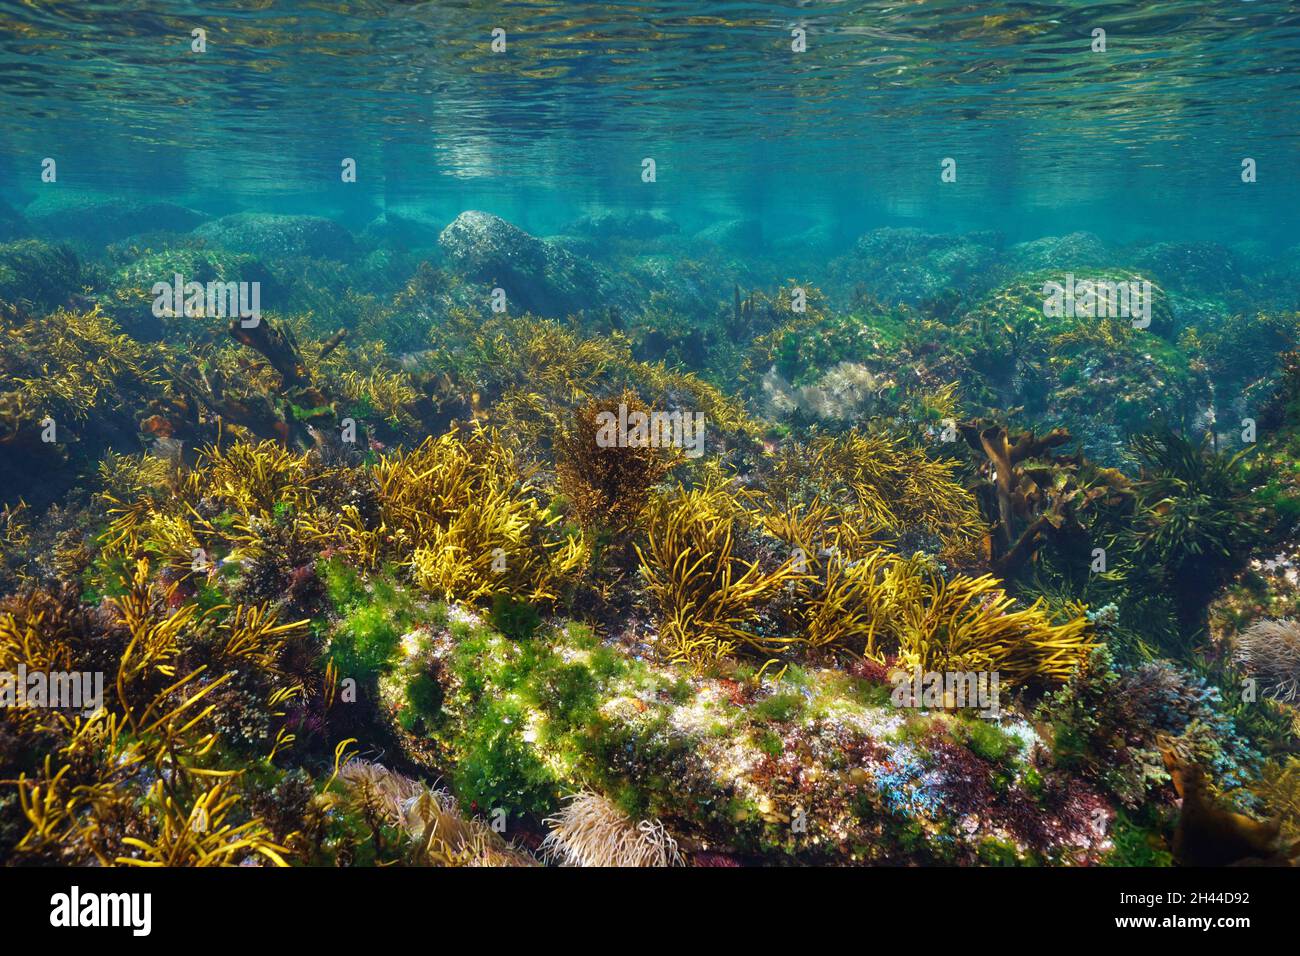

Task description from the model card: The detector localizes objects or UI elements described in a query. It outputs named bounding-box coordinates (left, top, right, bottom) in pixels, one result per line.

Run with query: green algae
left=4, top=210, right=1300, bottom=870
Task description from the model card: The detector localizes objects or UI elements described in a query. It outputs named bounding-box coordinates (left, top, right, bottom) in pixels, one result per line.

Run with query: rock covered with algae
left=438, top=209, right=607, bottom=317
left=1, top=199, right=1299, bottom=870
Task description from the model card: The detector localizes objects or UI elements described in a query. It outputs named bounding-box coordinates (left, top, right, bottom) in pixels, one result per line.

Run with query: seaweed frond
left=891, top=564, right=1096, bottom=686
left=555, top=389, right=674, bottom=532
left=373, top=424, right=585, bottom=605
left=637, top=476, right=803, bottom=670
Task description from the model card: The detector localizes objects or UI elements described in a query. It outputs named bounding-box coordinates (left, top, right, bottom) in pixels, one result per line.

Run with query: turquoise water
left=3, top=0, right=1299, bottom=244
left=8, top=1, right=1300, bottom=877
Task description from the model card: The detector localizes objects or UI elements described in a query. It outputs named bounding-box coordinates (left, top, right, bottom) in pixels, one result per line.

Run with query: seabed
left=0, top=2, right=1299, bottom=882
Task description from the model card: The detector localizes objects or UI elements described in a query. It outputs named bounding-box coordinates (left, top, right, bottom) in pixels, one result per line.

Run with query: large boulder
left=438, top=210, right=604, bottom=317
left=1128, top=240, right=1247, bottom=296
left=953, top=270, right=1196, bottom=462
left=361, top=210, right=444, bottom=250
left=1007, top=232, right=1112, bottom=272
left=768, top=220, right=842, bottom=256
left=0, top=239, right=82, bottom=311
left=23, top=192, right=206, bottom=246
left=827, top=226, right=1003, bottom=306
left=194, top=212, right=355, bottom=260
left=1248, top=241, right=1300, bottom=311
left=565, top=209, right=679, bottom=241
left=693, top=217, right=764, bottom=252
left=102, top=243, right=281, bottom=339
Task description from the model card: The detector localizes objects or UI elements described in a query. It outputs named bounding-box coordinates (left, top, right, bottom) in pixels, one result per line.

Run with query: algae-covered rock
left=828, top=226, right=1004, bottom=306
left=538, top=232, right=604, bottom=261
left=23, top=191, right=206, bottom=246
left=768, top=220, right=841, bottom=256
left=355, top=246, right=423, bottom=291
left=954, top=270, right=1201, bottom=460
left=361, top=210, right=444, bottom=250
left=380, top=607, right=1112, bottom=865
left=693, top=217, right=764, bottom=251
left=0, top=239, right=82, bottom=310
left=624, top=247, right=744, bottom=315
left=1129, top=240, right=1248, bottom=296
left=195, top=211, right=356, bottom=260
left=102, top=243, right=281, bottom=337
left=438, top=210, right=605, bottom=317
left=1248, top=242, right=1300, bottom=312
left=1007, top=231, right=1112, bottom=272
left=565, top=208, right=679, bottom=240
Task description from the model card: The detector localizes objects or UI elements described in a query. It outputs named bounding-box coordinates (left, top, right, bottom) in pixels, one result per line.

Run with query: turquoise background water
left=2, top=0, right=1298, bottom=246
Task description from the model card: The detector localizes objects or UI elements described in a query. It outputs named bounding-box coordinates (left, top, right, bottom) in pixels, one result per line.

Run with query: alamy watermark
left=50, top=886, right=151, bottom=936
left=891, top=666, right=1001, bottom=718
left=152, top=273, right=261, bottom=327
left=594, top=402, right=706, bottom=459
left=1042, top=274, right=1152, bottom=328
left=1, top=664, right=104, bottom=715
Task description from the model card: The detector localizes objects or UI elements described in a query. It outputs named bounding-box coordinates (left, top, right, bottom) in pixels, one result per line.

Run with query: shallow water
left=4, top=0, right=1300, bottom=879
left=3, top=1, right=1299, bottom=242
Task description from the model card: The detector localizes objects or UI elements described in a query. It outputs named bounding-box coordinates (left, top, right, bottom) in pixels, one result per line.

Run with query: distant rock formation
left=438, top=209, right=605, bottom=317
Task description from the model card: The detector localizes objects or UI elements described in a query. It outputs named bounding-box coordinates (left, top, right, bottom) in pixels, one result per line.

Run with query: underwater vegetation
left=1, top=200, right=1299, bottom=870
left=540, top=792, right=683, bottom=867
left=556, top=389, right=674, bottom=533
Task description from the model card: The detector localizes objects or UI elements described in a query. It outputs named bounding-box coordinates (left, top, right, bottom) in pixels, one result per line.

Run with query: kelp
left=555, top=389, right=674, bottom=532
left=371, top=425, right=585, bottom=604
left=3, top=558, right=313, bottom=866
left=763, top=427, right=985, bottom=562
left=637, top=475, right=803, bottom=670
left=959, top=421, right=1131, bottom=578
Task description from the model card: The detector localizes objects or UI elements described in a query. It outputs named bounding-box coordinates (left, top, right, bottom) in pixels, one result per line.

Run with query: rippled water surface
left=6, top=3, right=1300, bottom=881
left=2, top=1, right=1299, bottom=239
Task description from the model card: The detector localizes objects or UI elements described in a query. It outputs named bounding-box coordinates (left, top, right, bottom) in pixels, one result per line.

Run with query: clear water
left=3, top=0, right=1299, bottom=245
left=7, top=1, right=1300, bottom=881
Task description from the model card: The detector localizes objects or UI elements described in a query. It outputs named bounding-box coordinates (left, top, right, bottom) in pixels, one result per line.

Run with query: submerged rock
left=0, top=239, right=82, bottom=310
left=361, top=210, right=445, bottom=250
left=693, top=217, right=764, bottom=251
left=385, top=609, right=1113, bottom=866
left=539, top=232, right=604, bottom=261
left=956, top=270, right=1198, bottom=462
left=1129, top=240, right=1247, bottom=295
left=828, top=226, right=1003, bottom=305
left=565, top=208, right=679, bottom=240
left=102, top=243, right=281, bottom=337
left=23, top=192, right=207, bottom=246
left=1008, top=231, right=1112, bottom=272
left=768, top=220, right=842, bottom=255
left=1248, top=241, right=1300, bottom=311
left=194, top=212, right=356, bottom=260
left=438, top=210, right=604, bottom=317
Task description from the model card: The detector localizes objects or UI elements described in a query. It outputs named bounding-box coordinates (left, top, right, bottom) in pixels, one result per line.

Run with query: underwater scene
left=2, top=0, right=1300, bottom=893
